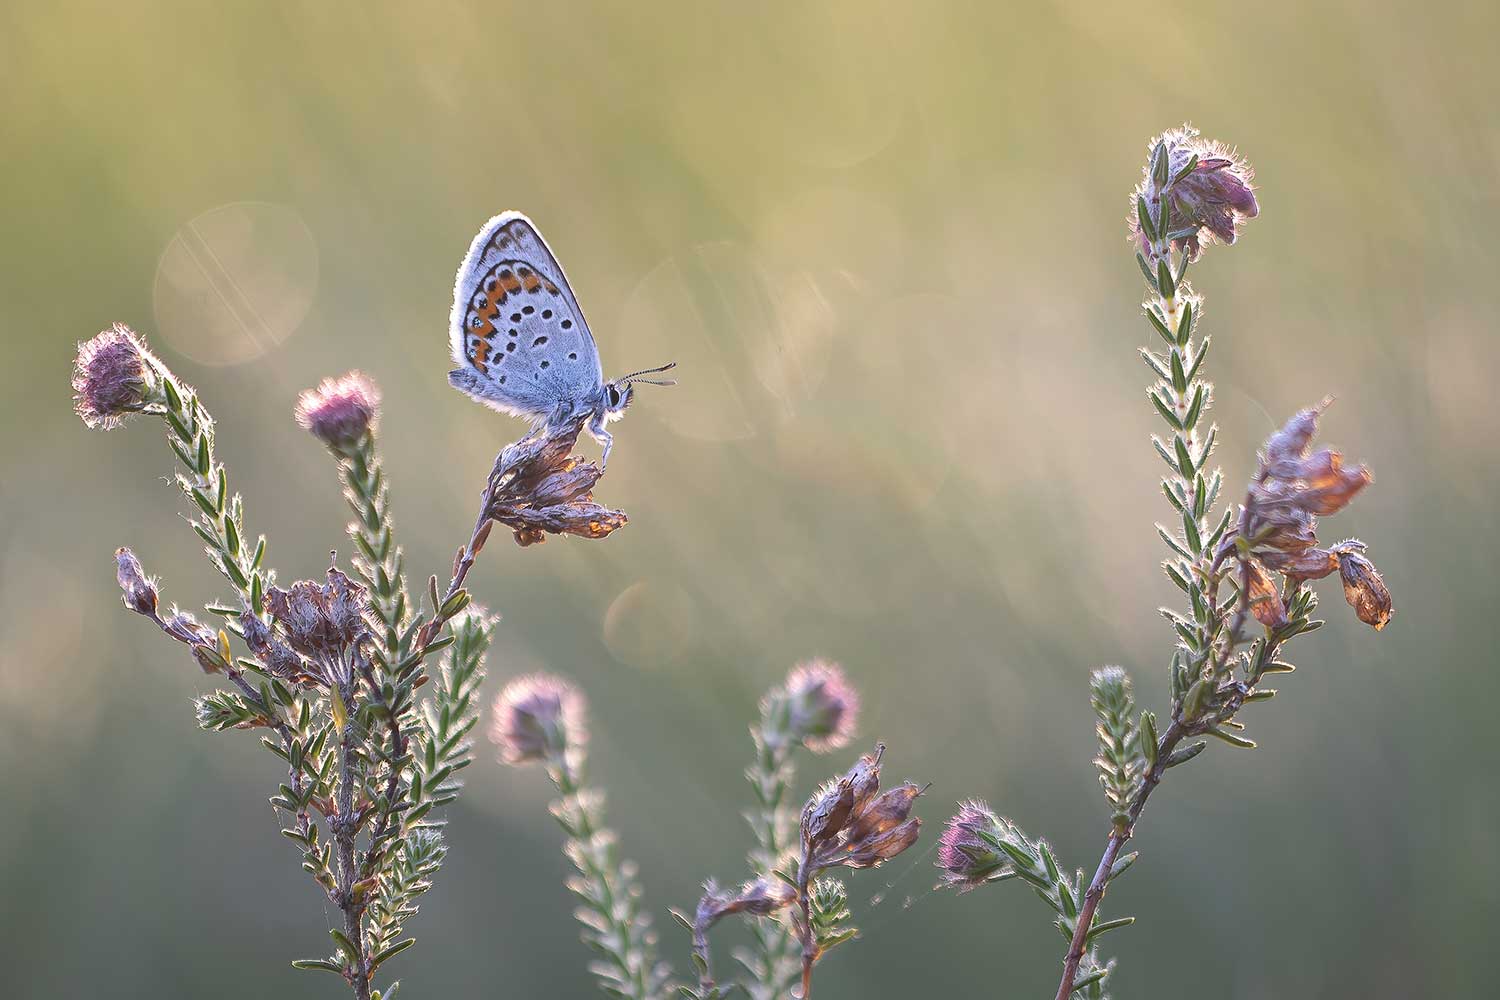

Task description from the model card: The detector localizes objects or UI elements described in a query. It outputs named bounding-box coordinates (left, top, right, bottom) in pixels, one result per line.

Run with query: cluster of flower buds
left=799, top=745, right=922, bottom=875
left=1132, top=125, right=1259, bottom=260
left=771, top=659, right=860, bottom=754
left=253, top=562, right=375, bottom=683
left=485, top=424, right=628, bottom=546
left=1228, top=404, right=1392, bottom=630
left=72, top=323, right=160, bottom=430
left=490, top=673, right=588, bottom=765
left=936, top=799, right=1021, bottom=891
left=113, top=547, right=225, bottom=672
left=294, top=371, right=381, bottom=452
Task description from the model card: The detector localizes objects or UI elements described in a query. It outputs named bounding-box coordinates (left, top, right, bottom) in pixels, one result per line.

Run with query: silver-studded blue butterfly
left=448, top=212, right=674, bottom=467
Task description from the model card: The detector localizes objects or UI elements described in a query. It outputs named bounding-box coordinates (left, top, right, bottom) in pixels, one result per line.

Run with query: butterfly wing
left=448, top=212, right=605, bottom=424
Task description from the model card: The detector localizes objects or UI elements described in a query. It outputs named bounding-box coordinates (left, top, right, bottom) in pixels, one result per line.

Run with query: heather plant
left=936, top=125, right=1394, bottom=1000
left=73, top=326, right=628, bottom=999
left=492, top=660, right=923, bottom=1000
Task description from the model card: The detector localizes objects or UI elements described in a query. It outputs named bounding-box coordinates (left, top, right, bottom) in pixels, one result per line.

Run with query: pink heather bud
left=73, top=324, right=158, bottom=430
left=937, top=800, right=1012, bottom=891
left=295, top=371, right=380, bottom=450
left=114, top=547, right=158, bottom=617
left=490, top=673, right=586, bottom=765
left=782, top=659, right=859, bottom=753
left=1133, top=125, right=1258, bottom=260
left=1333, top=540, right=1394, bottom=631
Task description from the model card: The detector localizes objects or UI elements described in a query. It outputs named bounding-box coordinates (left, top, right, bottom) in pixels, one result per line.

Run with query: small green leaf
left=369, top=938, right=416, bottom=971
left=290, top=958, right=343, bottom=974
left=1164, top=741, right=1206, bottom=768
left=1086, top=915, right=1136, bottom=942
left=1207, top=726, right=1257, bottom=749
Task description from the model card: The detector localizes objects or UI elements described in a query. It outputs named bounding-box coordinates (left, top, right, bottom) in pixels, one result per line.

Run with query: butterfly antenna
left=620, top=361, right=678, bottom=387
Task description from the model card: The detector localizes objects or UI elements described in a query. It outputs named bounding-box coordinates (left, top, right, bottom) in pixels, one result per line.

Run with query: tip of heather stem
left=1132, top=124, right=1259, bottom=260
left=295, top=371, right=381, bottom=449
left=783, top=659, right=860, bottom=754
left=490, top=673, right=588, bottom=765
left=73, top=323, right=157, bottom=430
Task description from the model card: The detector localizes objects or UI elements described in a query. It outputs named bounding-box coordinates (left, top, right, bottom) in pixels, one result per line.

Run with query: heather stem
left=745, top=697, right=802, bottom=999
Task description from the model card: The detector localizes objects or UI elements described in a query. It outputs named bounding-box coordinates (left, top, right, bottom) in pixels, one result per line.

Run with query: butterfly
left=448, top=211, right=675, bottom=468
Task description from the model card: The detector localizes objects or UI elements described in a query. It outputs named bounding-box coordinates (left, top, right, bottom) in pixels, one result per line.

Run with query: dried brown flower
left=485, top=423, right=627, bottom=547
left=114, top=547, right=158, bottom=617
left=1245, top=559, right=1288, bottom=629
left=1333, top=540, right=1394, bottom=631
left=695, top=876, right=796, bottom=931
left=263, top=562, right=372, bottom=668
left=800, top=745, right=922, bottom=874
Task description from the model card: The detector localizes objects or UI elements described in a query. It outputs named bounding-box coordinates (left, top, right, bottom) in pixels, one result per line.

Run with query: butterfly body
left=448, top=212, right=672, bottom=466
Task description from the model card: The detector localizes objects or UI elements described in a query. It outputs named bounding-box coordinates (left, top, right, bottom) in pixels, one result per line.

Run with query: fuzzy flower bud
left=937, top=800, right=1014, bottom=891
left=73, top=324, right=158, bottom=430
left=1333, top=540, right=1393, bottom=631
left=114, top=547, right=158, bottom=617
left=780, top=659, right=859, bottom=754
left=295, top=371, right=380, bottom=450
left=1133, top=125, right=1258, bottom=260
left=490, top=673, right=587, bottom=765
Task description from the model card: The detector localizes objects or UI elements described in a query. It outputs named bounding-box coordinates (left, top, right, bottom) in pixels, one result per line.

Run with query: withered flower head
left=781, top=659, right=859, bottom=754
left=239, top=609, right=308, bottom=680
left=694, top=876, right=796, bottom=931
left=1132, top=125, right=1258, bottom=260
left=1333, top=539, right=1393, bottom=631
left=490, top=673, right=587, bottom=765
left=162, top=608, right=215, bottom=647
left=486, top=423, right=627, bottom=547
left=1224, top=406, right=1393, bottom=632
left=114, top=547, right=159, bottom=617
left=937, top=800, right=1014, bottom=891
left=263, top=561, right=371, bottom=663
left=295, top=371, right=381, bottom=450
left=74, top=324, right=158, bottom=430
left=800, top=745, right=922, bottom=874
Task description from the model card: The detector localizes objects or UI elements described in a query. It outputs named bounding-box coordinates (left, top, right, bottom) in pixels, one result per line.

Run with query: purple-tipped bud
left=937, top=800, right=1011, bottom=891
left=783, top=660, right=859, bottom=754
left=73, top=324, right=157, bottom=430
left=114, top=547, right=159, bottom=617
left=295, top=371, right=380, bottom=450
left=1133, top=125, right=1258, bottom=260
left=490, top=673, right=587, bottom=765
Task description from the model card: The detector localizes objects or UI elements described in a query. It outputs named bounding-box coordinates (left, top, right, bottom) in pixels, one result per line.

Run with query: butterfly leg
left=586, top=412, right=614, bottom=470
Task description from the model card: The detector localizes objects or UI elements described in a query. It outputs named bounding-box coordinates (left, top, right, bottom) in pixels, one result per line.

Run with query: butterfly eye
left=606, top=386, right=620, bottom=407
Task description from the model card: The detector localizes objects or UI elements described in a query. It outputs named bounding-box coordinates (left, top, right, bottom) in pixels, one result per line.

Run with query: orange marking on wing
left=543, top=280, right=560, bottom=294
left=472, top=339, right=492, bottom=367
left=522, top=273, right=542, bottom=292
left=500, top=272, right=522, bottom=293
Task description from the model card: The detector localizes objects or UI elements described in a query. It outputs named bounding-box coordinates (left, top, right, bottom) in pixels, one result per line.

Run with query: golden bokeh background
left=2, top=2, right=1496, bottom=997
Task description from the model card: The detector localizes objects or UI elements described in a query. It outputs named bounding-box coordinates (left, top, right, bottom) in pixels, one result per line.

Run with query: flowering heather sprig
left=940, top=127, right=1395, bottom=1000
left=492, top=674, right=669, bottom=1000
left=739, top=661, right=859, bottom=999
left=75, top=326, right=522, bottom=1000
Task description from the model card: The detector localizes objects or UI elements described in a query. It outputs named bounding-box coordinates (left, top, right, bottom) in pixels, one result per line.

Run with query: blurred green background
left=2, top=2, right=1496, bottom=997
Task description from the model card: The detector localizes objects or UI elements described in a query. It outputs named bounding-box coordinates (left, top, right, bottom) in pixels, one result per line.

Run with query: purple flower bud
left=114, top=547, right=159, bottom=617
left=937, top=800, right=1011, bottom=891
left=295, top=371, right=380, bottom=450
left=1133, top=126, right=1258, bottom=260
left=490, top=673, right=587, bottom=765
left=162, top=609, right=215, bottom=647
left=782, top=659, right=859, bottom=754
left=73, top=324, right=158, bottom=430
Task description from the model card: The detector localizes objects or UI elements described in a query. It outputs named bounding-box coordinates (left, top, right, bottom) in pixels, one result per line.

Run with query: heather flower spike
left=490, top=673, right=586, bottom=765
left=72, top=323, right=161, bottom=429
left=1133, top=124, right=1258, bottom=261
left=295, top=371, right=380, bottom=451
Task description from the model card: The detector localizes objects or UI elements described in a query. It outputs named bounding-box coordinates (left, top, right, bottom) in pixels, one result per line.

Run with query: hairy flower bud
left=938, top=800, right=1014, bottom=891
left=695, top=876, right=796, bottom=931
left=782, top=660, right=859, bottom=754
left=1333, top=540, right=1393, bottom=631
left=162, top=609, right=215, bottom=647
left=1133, top=125, right=1258, bottom=260
left=295, top=371, right=380, bottom=450
left=490, top=673, right=587, bottom=765
left=73, top=324, right=159, bottom=430
left=114, top=547, right=158, bottom=617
